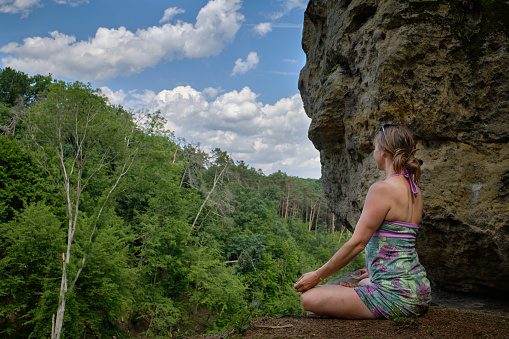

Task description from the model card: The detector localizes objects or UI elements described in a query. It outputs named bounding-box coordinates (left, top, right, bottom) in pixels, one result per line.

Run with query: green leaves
left=0, top=203, right=64, bottom=336
left=0, top=69, right=361, bottom=338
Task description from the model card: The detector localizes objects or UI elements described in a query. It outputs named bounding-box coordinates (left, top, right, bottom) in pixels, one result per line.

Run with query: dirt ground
left=197, top=307, right=509, bottom=339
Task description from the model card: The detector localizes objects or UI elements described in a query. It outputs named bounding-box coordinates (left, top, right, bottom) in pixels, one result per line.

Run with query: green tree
left=22, top=81, right=139, bottom=339
left=0, top=67, right=30, bottom=107
left=0, top=136, right=60, bottom=223
left=0, top=203, right=64, bottom=337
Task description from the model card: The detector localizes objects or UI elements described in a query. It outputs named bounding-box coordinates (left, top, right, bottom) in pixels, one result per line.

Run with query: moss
left=331, top=0, right=335, bottom=10
left=402, top=0, right=509, bottom=68
left=324, top=64, right=341, bottom=79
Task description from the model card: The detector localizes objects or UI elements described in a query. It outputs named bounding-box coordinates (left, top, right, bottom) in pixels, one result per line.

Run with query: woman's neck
left=383, top=159, right=398, bottom=179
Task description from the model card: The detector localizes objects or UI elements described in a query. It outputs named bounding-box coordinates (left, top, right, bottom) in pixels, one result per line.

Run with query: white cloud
left=271, top=0, right=307, bottom=20
left=99, top=87, right=158, bottom=108
left=0, top=0, right=244, bottom=81
left=0, top=0, right=41, bottom=16
left=253, top=22, right=272, bottom=36
left=282, top=0, right=307, bottom=11
left=129, top=89, right=156, bottom=106
left=231, top=52, right=259, bottom=76
left=53, top=0, right=88, bottom=6
left=159, top=7, right=185, bottom=24
left=0, top=0, right=87, bottom=16
left=99, top=87, right=127, bottom=106
left=101, top=85, right=320, bottom=178
left=202, top=86, right=223, bottom=98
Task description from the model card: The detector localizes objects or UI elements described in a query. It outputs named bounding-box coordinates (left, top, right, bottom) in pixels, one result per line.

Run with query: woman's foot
left=340, top=281, right=361, bottom=288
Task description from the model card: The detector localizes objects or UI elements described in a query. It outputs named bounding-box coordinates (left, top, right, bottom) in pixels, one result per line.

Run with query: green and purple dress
left=354, top=173, right=431, bottom=319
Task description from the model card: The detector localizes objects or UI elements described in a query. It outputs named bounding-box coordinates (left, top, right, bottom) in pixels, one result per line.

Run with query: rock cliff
left=299, top=0, right=509, bottom=294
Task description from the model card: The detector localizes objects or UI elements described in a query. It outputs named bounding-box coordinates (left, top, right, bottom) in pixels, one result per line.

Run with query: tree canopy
left=0, top=68, right=364, bottom=338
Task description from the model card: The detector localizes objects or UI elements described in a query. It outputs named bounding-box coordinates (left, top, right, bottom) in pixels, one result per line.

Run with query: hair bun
left=375, top=125, right=421, bottom=183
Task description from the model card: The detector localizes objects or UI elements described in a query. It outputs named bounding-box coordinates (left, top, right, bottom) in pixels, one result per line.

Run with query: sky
left=0, top=0, right=321, bottom=178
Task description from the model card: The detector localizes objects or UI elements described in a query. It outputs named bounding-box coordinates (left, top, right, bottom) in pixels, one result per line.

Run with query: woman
left=294, top=124, right=431, bottom=319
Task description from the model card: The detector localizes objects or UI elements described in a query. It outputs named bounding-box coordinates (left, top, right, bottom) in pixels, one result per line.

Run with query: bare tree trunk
left=172, top=144, right=179, bottom=164
left=179, top=166, right=188, bottom=189
left=331, top=213, right=335, bottom=234
left=193, top=184, right=230, bottom=236
left=284, top=184, right=291, bottom=220
left=308, top=200, right=317, bottom=231
left=52, top=256, right=67, bottom=339
left=52, top=137, right=78, bottom=339
left=338, top=225, right=345, bottom=244
left=314, top=204, right=321, bottom=235
left=186, top=165, right=228, bottom=244
left=70, top=150, right=138, bottom=291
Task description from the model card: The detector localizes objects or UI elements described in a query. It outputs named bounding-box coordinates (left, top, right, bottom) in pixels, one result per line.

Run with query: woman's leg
left=300, top=285, right=375, bottom=319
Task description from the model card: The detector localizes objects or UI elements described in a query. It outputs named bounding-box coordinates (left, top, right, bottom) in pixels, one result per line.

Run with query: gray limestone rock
left=299, top=0, right=509, bottom=294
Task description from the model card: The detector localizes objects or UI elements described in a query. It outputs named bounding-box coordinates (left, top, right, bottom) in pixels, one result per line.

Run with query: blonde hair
left=374, top=125, right=422, bottom=183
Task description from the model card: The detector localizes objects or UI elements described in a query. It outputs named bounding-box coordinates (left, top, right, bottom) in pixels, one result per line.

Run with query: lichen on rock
left=299, top=0, right=509, bottom=294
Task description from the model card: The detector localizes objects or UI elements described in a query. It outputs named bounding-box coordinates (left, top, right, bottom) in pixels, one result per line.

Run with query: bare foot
left=340, top=282, right=361, bottom=288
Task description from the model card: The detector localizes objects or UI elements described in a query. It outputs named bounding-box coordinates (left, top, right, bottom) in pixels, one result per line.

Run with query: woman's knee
left=300, top=290, right=318, bottom=311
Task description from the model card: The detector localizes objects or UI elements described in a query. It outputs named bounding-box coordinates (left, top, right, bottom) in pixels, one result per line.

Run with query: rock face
left=299, top=0, right=509, bottom=294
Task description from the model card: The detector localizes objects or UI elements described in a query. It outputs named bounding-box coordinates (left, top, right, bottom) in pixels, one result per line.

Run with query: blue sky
left=0, top=0, right=321, bottom=178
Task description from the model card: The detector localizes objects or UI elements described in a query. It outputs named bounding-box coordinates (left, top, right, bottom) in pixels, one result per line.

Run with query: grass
left=388, top=309, right=420, bottom=329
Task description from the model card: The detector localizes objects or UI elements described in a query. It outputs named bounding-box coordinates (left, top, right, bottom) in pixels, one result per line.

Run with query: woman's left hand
left=293, top=271, right=322, bottom=293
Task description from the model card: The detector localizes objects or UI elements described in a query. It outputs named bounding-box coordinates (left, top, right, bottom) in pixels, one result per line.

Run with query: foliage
left=0, top=69, right=368, bottom=338
left=0, top=67, right=52, bottom=107
left=0, top=203, right=64, bottom=337
left=228, top=301, right=262, bottom=334
left=0, top=136, right=61, bottom=223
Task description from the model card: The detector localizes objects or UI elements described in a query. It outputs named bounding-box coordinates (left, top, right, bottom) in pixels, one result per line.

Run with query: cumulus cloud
left=231, top=52, right=259, bottom=76
left=101, top=85, right=320, bottom=178
left=0, top=0, right=244, bottom=81
left=253, top=22, right=272, bottom=36
left=159, top=7, right=185, bottom=23
left=99, top=87, right=127, bottom=106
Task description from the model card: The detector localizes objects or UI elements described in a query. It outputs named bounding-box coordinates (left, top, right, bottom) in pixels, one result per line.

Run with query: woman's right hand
left=293, top=271, right=322, bottom=293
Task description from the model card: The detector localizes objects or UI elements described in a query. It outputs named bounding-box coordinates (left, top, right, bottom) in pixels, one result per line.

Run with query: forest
left=0, top=67, right=364, bottom=338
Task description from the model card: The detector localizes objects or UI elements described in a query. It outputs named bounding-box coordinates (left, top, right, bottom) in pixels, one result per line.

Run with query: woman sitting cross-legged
left=293, top=124, right=431, bottom=319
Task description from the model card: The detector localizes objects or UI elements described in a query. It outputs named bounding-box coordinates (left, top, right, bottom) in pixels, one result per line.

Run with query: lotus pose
left=294, top=125, right=431, bottom=319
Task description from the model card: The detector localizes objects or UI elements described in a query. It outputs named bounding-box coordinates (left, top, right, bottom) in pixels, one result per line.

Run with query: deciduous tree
left=23, top=81, right=139, bottom=339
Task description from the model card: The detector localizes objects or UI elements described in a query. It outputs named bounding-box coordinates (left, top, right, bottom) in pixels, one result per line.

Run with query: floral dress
left=354, top=220, right=432, bottom=319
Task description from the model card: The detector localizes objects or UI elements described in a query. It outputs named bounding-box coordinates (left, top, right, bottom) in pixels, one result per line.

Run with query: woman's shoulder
left=371, top=175, right=421, bottom=196
left=368, top=180, right=394, bottom=195
left=365, top=181, right=398, bottom=204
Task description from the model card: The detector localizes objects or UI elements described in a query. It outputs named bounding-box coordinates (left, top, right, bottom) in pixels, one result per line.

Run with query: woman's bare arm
left=294, top=182, right=392, bottom=292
